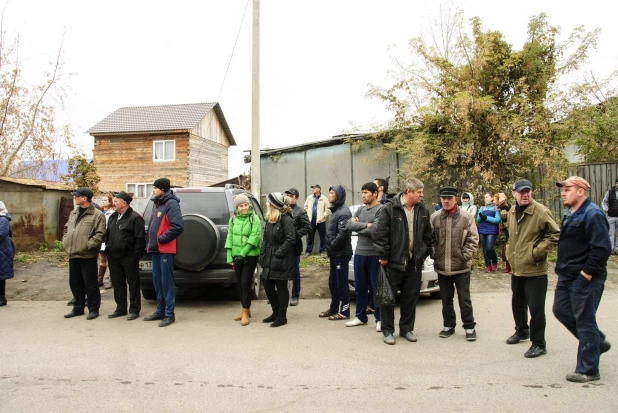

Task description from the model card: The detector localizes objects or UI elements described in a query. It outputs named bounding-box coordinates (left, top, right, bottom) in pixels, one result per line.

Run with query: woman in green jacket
left=225, top=194, right=261, bottom=326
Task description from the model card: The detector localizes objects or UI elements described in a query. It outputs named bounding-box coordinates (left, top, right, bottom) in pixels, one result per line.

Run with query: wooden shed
left=88, top=102, right=236, bottom=198
left=0, top=177, right=74, bottom=251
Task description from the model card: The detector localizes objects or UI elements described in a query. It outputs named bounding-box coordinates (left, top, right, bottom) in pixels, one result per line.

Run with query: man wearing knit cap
left=601, top=178, right=618, bottom=255
left=505, top=179, right=560, bottom=359
left=430, top=186, right=479, bottom=341
left=106, top=191, right=146, bottom=320
left=553, top=176, right=612, bottom=383
left=145, top=177, right=184, bottom=327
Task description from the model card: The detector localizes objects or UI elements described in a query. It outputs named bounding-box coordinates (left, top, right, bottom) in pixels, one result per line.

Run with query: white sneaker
left=345, top=317, right=367, bottom=327
left=376, top=321, right=382, bottom=332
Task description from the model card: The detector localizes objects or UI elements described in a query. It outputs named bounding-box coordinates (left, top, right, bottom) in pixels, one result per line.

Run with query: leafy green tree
left=368, top=9, right=599, bottom=194
left=555, top=72, right=618, bottom=162
left=62, top=154, right=101, bottom=194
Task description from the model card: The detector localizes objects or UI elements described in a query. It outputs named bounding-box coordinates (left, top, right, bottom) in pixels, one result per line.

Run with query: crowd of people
left=0, top=175, right=615, bottom=384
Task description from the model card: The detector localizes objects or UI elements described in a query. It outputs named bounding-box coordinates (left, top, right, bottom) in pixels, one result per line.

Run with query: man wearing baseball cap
left=63, top=187, right=107, bottom=320
left=553, top=176, right=612, bottom=383
left=284, top=188, right=311, bottom=306
left=106, top=191, right=146, bottom=320
left=303, top=184, right=331, bottom=257
left=505, top=179, right=560, bottom=358
left=430, top=186, right=479, bottom=341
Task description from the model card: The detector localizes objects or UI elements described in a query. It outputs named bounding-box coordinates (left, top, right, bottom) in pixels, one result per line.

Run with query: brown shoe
left=235, top=308, right=251, bottom=321
left=241, top=308, right=250, bottom=326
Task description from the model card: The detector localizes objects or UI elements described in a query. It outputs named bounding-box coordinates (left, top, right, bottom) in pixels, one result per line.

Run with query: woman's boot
left=270, top=308, right=287, bottom=328
left=262, top=310, right=277, bottom=323
left=234, top=308, right=251, bottom=321
left=241, top=308, right=250, bottom=326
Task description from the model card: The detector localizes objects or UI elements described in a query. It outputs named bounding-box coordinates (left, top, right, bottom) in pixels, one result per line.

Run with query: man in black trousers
left=106, top=191, right=146, bottom=320
left=372, top=177, right=434, bottom=345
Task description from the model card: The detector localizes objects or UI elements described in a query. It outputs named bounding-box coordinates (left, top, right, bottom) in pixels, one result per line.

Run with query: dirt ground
left=5, top=252, right=618, bottom=302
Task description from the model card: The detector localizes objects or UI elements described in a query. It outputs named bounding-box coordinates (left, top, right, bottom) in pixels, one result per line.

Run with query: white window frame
left=153, top=140, right=175, bottom=162
left=126, top=183, right=154, bottom=199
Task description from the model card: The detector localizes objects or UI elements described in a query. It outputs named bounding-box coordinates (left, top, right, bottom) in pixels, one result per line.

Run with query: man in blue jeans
left=553, top=176, right=612, bottom=383
left=145, top=178, right=184, bottom=327
left=345, top=182, right=383, bottom=330
left=303, top=184, right=331, bottom=257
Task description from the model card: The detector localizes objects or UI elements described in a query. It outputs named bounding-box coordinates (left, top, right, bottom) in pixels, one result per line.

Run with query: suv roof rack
left=225, top=184, right=246, bottom=190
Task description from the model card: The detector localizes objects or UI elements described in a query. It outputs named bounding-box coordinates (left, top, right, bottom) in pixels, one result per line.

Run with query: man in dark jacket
left=284, top=188, right=312, bottom=306
left=553, top=176, right=612, bottom=383
left=601, top=179, right=618, bottom=255
left=106, top=191, right=146, bottom=321
left=372, top=177, right=433, bottom=345
left=63, top=187, right=107, bottom=320
left=145, top=178, right=184, bottom=327
left=319, top=184, right=352, bottom=320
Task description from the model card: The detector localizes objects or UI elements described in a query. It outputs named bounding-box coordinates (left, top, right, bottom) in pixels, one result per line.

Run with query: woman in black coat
left=260, top=192, right=296, bottom=327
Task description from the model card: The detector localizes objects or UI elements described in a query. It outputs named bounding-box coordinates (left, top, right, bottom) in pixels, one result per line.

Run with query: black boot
left=262, top=310, right=277, bottom=323
left=270, top=308, right=287, bottom=328
left=0, top=295, right=6, bottom=307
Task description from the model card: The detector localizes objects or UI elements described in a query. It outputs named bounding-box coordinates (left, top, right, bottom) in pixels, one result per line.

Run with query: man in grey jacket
left=345, top=182, right=383, bottom=330
left=430, top=186, right=479, bottom=341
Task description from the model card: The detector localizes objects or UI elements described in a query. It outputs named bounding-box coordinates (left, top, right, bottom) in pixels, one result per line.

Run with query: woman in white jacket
left=460, top=192, right=477, bottom=217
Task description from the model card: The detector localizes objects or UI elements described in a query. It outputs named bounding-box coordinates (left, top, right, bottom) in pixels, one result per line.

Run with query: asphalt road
left=1, top=292, right=617, bottom=412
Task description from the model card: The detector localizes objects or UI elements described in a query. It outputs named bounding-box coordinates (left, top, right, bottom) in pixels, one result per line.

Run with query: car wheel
left=141, top=288, right=157, bottom=300
left=430, top=291, right=441, bottom=299
left=175, top=214, right=220, bottom=271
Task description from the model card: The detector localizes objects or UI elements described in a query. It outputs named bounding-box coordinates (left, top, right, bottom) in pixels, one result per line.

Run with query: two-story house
left=88, top=102, right=236, bottom=197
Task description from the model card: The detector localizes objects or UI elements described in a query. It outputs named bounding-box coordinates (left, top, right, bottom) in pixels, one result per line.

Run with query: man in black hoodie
left=319, top=185, right=353, bottom=320
left=284, top=188, right=312, bottom=306
left=372, top=177, right=434, bottom=345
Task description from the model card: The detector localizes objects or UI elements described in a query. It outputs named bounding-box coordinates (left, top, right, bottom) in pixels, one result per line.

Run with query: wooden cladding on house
left=93, top=133, right=190, bottom=192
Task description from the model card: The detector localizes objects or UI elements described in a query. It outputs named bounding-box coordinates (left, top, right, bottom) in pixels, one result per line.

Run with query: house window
left=126, top=183, right=154, bottom=198
left=153, top=140, right=175, bottom=161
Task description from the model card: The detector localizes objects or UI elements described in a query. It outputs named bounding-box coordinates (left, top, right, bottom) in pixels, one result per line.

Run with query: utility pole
left=251, top=0, right=261, bottom=201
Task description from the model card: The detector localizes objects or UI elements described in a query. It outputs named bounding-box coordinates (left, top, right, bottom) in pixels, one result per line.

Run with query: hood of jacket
left=461, top=192, right=475, bottom=208
left=328, top=185, right=347, bottom=211
left=154, top=189, right=181, bottom=207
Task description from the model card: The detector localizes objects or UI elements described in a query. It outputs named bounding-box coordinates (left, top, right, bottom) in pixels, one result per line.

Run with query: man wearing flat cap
left=63, top=187, right=107, bottom=320
left=553, top=176, right=612, bottom=383
left=106, top=191, right=146, bottom=320
left=430, top=186, right=479, bottom=341
left=284, top=188, right=311, bottom=306
left=145, top=178, right=184, bottom=327
left=303, top=184, right=331, bottom=257
left=504, top=179, right=560, bottom=358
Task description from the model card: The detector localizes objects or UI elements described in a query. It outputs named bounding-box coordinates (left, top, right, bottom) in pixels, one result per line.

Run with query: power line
left=192, top=0, right=250, bottom=184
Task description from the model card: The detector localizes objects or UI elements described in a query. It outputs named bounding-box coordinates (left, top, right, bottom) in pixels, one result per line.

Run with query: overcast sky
left=7, top=0, right=618, bottom=178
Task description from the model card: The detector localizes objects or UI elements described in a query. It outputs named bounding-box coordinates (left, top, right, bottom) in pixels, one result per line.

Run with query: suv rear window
left=142, top=192, right=230, bottom=226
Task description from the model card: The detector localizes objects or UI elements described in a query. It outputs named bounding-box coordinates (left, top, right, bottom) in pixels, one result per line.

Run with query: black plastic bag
left=375, top=265, right=395, bottom=307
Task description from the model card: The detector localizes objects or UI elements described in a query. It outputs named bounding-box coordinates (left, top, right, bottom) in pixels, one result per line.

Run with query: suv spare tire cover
left=175, top=214, right=220, bottom=271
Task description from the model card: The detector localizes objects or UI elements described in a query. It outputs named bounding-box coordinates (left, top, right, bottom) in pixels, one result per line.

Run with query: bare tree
left=0, top=7, right=67, bottom=178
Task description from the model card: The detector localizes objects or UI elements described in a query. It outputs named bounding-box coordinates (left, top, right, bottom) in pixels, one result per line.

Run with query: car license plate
left=139, top=261, right=153, bottom=271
